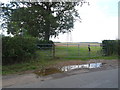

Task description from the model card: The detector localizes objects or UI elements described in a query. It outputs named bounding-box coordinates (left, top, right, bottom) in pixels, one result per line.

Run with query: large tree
left=1, top=1, right=89, bottom=41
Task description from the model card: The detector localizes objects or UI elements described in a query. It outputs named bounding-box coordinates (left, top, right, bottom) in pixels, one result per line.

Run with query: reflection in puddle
left=61, top=63, right=102, bottom=72
left=34, top=63, right=102, bottom=76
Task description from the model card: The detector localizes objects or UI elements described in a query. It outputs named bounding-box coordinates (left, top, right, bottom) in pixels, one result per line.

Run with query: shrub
left=2, top=36, right=38, bottom=65
left=102, top=40, right=118, bottom=56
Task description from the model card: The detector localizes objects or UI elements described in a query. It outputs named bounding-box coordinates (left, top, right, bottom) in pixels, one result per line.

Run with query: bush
left=102, top=40, right=118, bottom=56
left=2, top=36, right=38, bottom=65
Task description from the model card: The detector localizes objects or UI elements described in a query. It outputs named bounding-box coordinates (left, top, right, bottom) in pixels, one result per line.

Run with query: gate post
left=88, top=45, right=91, bottom=57
left=52, top=44, right=55, bottom=58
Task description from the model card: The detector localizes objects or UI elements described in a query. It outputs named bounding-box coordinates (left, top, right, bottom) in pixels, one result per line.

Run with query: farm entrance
left=55, top=42, right=103, bottom=59
left=37, top=42, right=103, bottom=59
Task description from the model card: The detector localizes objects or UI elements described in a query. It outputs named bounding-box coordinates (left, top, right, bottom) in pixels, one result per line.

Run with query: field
left=55, top=42, right=102, bottom=59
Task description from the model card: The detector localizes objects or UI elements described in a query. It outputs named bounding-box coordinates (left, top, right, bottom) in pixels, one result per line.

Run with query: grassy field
left=55, top=45, right=102, bottom=59
left=2, top=42, right=118, bottom=75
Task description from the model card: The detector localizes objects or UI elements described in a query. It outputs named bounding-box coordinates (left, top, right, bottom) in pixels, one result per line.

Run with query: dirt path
left=2, top=59, right=118, bottom=88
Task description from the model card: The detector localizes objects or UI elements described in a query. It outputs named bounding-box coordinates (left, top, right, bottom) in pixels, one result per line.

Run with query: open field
left=55, top=45, right=102, bottom=59
left=54, top=42, right=101, bottom=47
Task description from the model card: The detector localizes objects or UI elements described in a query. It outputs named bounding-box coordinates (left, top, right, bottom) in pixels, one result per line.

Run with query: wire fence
left=37, top=43, right=103, bottom=59
left=37, top=44, right=55, bottom=58
left=55, top=43, right=103, bottom=58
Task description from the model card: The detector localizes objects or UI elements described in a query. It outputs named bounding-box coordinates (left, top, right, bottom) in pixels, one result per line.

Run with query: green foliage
left=2, top=36, right=38, bottom=65
left=36, top=40, right=54, bottom=45
left=102, top=40, right=118, bottom=56
left=1, top=1, right=89, bottom=40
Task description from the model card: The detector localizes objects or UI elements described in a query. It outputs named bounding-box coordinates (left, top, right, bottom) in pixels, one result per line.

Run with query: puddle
left=61, top=63, right=102, bottom=72
left=34, top=63, right=102, bottom=76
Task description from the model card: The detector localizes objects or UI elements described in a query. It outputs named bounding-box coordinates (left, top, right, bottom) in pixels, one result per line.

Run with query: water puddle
left=34, top=63, right=102, bottom=76
left=61, top=63, right=102, bottom=72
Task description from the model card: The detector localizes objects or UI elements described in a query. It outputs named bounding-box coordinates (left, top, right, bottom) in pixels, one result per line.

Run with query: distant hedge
left=2, top=36, right=38, bottom=65
left=102, top=40, right=119, bottom=56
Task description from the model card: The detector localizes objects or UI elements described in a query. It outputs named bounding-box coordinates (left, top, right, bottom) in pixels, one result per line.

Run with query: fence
left=37, top=43, right=103, bottom=59
left=55, top=43, right=103, bottom=58
left=37, top=44, right=55, bottom=58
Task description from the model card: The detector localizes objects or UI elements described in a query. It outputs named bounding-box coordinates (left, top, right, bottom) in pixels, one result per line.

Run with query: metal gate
left=55, top=42, right=103, bottom=59
left=36, top=43, right=103, bottom=59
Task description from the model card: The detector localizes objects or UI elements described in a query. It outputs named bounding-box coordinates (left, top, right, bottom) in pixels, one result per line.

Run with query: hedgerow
left=2, top=36, right=37, bottom=65
left=102, top=40, right=118, bottom=56
left=2, top=36, right=54, bottom=65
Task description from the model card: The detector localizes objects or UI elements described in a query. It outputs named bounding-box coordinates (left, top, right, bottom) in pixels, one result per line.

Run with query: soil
left=2, top=59, right=119, bottom=88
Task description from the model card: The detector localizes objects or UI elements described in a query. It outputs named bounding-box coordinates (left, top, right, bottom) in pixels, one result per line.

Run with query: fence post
left=88, top=44, right=91, bottom=58
left=67, top=43, right=69, bottom=57
left=52, top=44, right=55, bottom=58
left=78, top=44, right=80, bottom=57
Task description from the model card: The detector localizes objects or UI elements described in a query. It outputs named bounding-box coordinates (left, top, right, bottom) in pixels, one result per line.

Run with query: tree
left=1, top=1, right=89, bottom=41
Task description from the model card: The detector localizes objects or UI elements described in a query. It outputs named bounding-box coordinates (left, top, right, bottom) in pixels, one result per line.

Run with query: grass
left=2, top=56, right=59, bottom=75
left=55, top=45, right=102, bottom=59
left=55, top=45, right=118, bottom=60
left=2, top=44, right=118, bottom=75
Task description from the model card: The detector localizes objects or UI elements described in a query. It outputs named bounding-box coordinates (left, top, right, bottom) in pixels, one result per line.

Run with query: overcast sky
left=1, top=0, right=119, bottom=42
left=51, top=0, right=119, bottom=42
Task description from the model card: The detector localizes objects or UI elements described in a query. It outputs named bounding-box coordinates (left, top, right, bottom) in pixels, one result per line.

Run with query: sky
left=51, top=0, right=119, bottom=42
left=0, top=0, right=119, bottom=42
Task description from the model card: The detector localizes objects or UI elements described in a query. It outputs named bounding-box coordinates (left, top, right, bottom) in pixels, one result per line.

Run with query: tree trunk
left=44, top=16, right=50, bottom=41
left=44, top=29, right=50, bottom=41
left=44, top=3, right=51, bottom=41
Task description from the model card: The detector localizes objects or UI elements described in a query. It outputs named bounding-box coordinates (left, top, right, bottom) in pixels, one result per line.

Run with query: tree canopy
left=1, top=1, right=89, bottom=41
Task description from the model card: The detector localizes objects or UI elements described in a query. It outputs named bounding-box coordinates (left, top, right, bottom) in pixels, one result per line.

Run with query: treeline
left=2, top=36, right=54, bottom=65
left=102, top=40, right=120, bottom=56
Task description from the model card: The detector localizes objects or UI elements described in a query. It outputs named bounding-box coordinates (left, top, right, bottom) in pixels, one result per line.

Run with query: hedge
left=102, top=40, right=118, bottom=56
left=2, top=36, right=54, bottom=65
left=2, top=36, right=38, bottom=65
